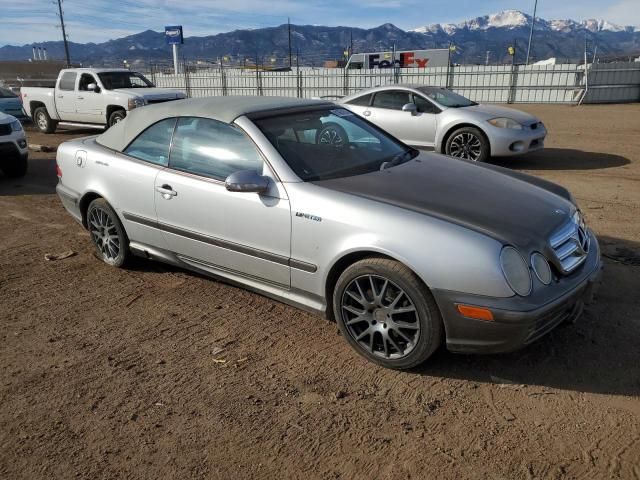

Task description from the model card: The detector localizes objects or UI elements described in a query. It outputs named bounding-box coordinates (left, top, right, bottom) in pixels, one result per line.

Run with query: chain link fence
left=143, top=61, right=640, bottom=104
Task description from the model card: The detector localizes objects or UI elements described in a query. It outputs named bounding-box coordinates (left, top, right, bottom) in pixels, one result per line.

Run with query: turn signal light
left=457, top=305, right=494, bottom=321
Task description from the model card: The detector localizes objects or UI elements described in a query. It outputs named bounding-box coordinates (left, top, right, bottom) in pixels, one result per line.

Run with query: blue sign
left=165, top=26, right=184, bottom=45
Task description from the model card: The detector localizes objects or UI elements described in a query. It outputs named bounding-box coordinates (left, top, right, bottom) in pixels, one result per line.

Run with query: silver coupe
left=55, top=96, right=601, bottom=369
left=338, top=85, right=546, bottom=162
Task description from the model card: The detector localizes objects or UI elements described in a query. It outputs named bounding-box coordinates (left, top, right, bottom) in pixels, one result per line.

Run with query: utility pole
left=288, top=18, right=292, bottom=68
left=56, top=0, right=71, bottom=67
left=525, top=0, right=538, bottom=65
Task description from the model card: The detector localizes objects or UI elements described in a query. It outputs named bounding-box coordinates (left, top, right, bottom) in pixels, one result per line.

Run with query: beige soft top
left=96, top=95, right=332, bottom=151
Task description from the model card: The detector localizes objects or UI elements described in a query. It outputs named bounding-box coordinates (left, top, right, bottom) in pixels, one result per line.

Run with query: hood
left=0, top=111, right=17, bottom=123
left=458, top=104, right=539, bottom=124
left=112, top=88, right=185, bottom=99
left=313, top=153, right=575, bottom=252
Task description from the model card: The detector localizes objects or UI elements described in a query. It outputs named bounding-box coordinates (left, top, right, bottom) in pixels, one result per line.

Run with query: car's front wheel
left=108, top=110, right=126, bottom=127
left=445, top=126, right=489, bottom=162
left=87, top=198, right=129, bottom=267
left=33, top=107, right=57, bottom=134
left=333, top=257, right=443, bottom=369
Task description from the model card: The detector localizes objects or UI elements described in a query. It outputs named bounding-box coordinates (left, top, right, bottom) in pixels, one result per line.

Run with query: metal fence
left=144, top=61, right=640, bottom=104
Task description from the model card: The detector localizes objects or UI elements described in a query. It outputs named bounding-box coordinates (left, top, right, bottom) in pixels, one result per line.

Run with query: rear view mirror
left=401, top=103, right=418, bottom=115
left=87, top=83, right=100, bottom=93
left=225, top=169, right=269, bottom=194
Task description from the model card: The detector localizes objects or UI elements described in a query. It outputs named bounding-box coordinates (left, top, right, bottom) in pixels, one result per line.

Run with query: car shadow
left=0, top=155, right=57, bottom=196
left=489, top=148, right=630, bottom=170
left=411, top=235, right=640, bottom=397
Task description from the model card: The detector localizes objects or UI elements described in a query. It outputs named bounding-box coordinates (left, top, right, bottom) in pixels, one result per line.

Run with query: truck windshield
left=253, top=107, right=418, bottom=181
left=417, top=87, right=477, bottom=108
left=97, top=72, right=155, bottom=90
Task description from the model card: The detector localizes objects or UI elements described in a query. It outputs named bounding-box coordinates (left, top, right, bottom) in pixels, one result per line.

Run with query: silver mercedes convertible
left=55, top=96, right=602, bottom=369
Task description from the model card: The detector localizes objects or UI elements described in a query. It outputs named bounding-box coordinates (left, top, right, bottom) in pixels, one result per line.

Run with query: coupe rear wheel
left=333, top=257, right=443, bottom=369
left=445, top=126, right=489, bottom=162
left=87, top=198, right=129, bottom=267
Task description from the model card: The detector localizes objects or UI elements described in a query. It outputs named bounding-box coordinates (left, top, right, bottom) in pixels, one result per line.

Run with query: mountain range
left=0, top=10, right=638, bottom=66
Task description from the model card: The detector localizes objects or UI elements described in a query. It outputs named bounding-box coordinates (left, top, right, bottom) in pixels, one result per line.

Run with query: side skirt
left=128, top=241, right=328, bottom=319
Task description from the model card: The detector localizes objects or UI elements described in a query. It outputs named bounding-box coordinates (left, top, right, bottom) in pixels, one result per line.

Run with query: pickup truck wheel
left=87, top=199, right=129, bottom=268
left=108, top=110, right=126, bottom=127
left=1, top=154, right=28, bottom=178
left=34, top=107, right=57, bottom=134
left=333, top=257, right=443, bottom=369
left=445, top=126, right=489, bottom=162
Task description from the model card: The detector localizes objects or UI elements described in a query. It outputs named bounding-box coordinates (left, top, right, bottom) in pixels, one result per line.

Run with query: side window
left=412, top=94, right=440, bottom=114
left=58, top=72, right=77, bottom=91
left=347, top=93, right=372, bottom=106
left=170, top=117, right=263, bottom=181
left=124, top=118, right=176, bottom=166
left=371, top=91, right=412, bottom=110
left=78, top=74, right=97, bottom=91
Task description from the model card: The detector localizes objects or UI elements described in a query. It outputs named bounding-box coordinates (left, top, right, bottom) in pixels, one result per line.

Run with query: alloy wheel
left=37, top=112, right=48, bottom=131
left=449, top=132, right=483, bottom=161
left=341, top=274, right=420, bottom=359
left=88, top=207, right=121, bottom=262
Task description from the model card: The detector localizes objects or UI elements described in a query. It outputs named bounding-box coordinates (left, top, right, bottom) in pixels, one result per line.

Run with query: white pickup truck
left=22, top=68, right=186, bottom=133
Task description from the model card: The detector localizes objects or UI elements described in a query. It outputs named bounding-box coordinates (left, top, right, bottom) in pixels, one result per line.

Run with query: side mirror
left=225, top=169, right=269, bottom=194
left=88, top=83, right=100, bottom=93
left=401, top=103, right=418, bottom=115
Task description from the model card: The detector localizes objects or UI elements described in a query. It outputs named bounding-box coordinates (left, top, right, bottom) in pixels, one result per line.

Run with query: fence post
left=220, top=63, right=227, bottom=96
left=508, top=64, right=519, bottom=104
left=343, top=68, right=349, bottom=96
left=297, top=70, right=303, bottom=98
left=183, top=61, right=192, bottom=98
left=447, top=64, right=454, bottom=90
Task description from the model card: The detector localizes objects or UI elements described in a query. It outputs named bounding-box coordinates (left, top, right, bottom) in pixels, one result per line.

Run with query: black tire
left=316, top=122, right=349, bottom=147
left=333, top=257, right=443, bottom=369
left=1, top=154, right=28, bottom=178
left=444, top=126, right=490, bottom=162
left=87, top=198, right=129, bottom=268
left=108, top=110, right=126, bottom=127
left=33, top=106, right=57, bottom=134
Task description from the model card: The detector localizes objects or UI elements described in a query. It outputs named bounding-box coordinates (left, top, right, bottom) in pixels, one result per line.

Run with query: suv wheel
left=333, top=257, right=443, bottom=369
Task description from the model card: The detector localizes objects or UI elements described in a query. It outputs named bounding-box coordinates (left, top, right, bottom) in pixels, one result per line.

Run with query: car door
left=116, top=118, right=177, bottom=250
left=76, top=73, right=104, bottom=124
left=154, top=117, right=292, bottom=288
left=56, top=71, right=81, bottom=121
left=363, top=90, right=436, bottom=147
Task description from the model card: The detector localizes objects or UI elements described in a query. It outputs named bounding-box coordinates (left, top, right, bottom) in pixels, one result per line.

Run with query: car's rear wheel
left=108, top=110, right=126, bottom=127
left=445, top=126, right=489, bottom=162
left=316, top=122, right=348, bottom=147
left=87, top=198, right=129, bottom=267
left=33, top=107, right=57, bottom=134
left=333, top=257, right=443, bottom=369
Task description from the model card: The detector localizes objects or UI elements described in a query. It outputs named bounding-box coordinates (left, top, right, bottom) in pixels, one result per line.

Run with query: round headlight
left=531, top=252, right=552, bottom=285
left=500, top=246, right=532, bottom=296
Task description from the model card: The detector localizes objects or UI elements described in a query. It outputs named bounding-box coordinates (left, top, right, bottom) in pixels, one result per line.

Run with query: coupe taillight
left=56, top=164, right=62, bottom=178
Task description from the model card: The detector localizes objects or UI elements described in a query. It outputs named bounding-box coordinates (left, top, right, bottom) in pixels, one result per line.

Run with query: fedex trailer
left=345, top=49, right=450, bottom=69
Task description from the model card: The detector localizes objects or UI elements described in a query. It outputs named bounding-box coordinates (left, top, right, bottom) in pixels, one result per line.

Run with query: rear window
left=347, top=93, right=372, bottom=106
left=0, top=87, right=16, bottom=98
left=59, top=72, right=77, bottom=91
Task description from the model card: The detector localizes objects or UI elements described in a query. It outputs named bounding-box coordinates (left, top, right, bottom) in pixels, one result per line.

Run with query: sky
left=2, top=0, right=639, bottom=46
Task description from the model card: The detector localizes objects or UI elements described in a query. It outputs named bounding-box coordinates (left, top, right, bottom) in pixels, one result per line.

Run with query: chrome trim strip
left=122, top=212, right=317, bottom=273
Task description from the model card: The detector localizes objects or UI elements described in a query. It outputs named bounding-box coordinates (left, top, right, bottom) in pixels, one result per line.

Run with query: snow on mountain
left=412, top=10, right=636, bottom=35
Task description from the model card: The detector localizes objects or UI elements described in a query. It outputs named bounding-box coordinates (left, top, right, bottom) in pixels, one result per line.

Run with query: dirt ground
left=1, top=104, right=639, bottom=480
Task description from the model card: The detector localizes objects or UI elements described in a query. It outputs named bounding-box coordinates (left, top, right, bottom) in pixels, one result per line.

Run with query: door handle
left=57, top=95, right=64, bottom=99
left=363, top=110, right=371, bottom=117
left=77, top=96, right=84, bottom=100
left=155, top=184, right=177, bottom=198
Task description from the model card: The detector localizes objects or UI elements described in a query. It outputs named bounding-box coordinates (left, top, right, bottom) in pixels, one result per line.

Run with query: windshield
left=0, top=87, right=17, bottom=98
left=417, top=87, right=477, bottom=108
left=97, top=71, right=154, bottom=90
left=254, top=107, right=418, bottom=181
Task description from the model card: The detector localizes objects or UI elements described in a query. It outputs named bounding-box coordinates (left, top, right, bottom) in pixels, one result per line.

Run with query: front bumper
left=432, top=232, right=602, bottom=354
left=488, top=123, right=547, bottom=157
